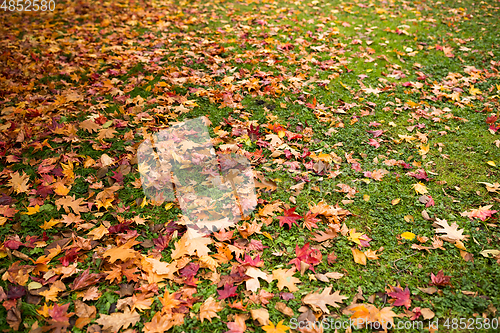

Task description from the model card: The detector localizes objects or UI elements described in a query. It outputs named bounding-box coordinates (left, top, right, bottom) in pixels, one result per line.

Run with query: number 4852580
left=1, top=0, right=56, bottom=11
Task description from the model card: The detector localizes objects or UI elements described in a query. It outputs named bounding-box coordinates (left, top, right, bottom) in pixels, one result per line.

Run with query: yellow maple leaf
left=23, top=204, right=40, bottom=215
left=262, top=320, right=289, bottom=333
left=469, top=85, right=481, bottom=96
left=39, top=284, right=64, bottom=302
left=61, top=161, right=75, bottom=179
left=412, top=182, right=428, bottom=194
left=40, top=218, right=60, bottom=230
left=36, top=303, right=52, bottom=318
left=418, top=144, right=430, bottom=156
left=348, top=229, right=365, bottom=246
left=96, top=196, right=114, bottom=210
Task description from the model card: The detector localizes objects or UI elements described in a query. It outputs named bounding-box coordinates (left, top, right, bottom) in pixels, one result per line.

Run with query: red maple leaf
left=153, top=234, right=172, bottom=251
left=179, top=263, right=199, bottom=279
left=406, top=169, right=430, bottom=181
left=486, top=115, right=498, bottom=124
left=236, top=254, right=264, bottom=267
left=58, top=247, right=80, bottom=267
left=277, top=207, right=302, bottom=229
left=217, top=284, right=238, bottom=300
left=426, top=195, right=435, bottom=207
left=430, top=270, right=451, bottom=287
left=247, top=239, right=267, bottom=251
left=288, top=243, right=322, bottom=272
left=4, top=239, right=23, bottom=250
left=46, top=303, right=74, bottom=333
left=387, top=286, right=412, bottom=309
left=71, top=269, right=102, bottom=290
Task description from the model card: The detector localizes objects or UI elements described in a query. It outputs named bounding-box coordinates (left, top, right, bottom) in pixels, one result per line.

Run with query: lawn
left=0, top=0, right=499, bottom=332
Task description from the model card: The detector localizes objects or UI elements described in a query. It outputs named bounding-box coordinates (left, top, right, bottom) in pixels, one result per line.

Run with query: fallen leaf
left=95, top=306, right=140, bottom=332
left=250, top=308, right=270, bottom=326
left=303, top=286, right=347, bottom=314
left=262, top=320, right=289, bottom=333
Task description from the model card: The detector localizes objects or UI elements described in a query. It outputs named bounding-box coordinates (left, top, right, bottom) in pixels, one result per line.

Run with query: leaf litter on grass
left=0, top=0, right=500, bottom=332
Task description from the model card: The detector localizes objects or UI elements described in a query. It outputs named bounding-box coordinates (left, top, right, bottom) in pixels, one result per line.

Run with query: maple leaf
left=245, top=267, right=270, bottom=292
left=54, top=195, right=89, bottom=215
left=218, top=284, right=238, bottom=300
left=158, top=290, right=181, bottom=312
left=364, top=169, right=389, bottom=181
left=199, top=297, right=222, bottom=323
left=262, top=320, right=289, bottom=333
left=368, top=138, right=380, bottom=148
left=46, top=303, right=74, bottom=333
left=348, top=229, right=371, bottom=248
left=79, top=119, right=100, bottom=133
left=430, top=270, right=451, bottom=286
left=303, top=211, right=321, bottom=230
left=258, top=289, right=275, bottom=305
left=103, top=246, right=139, bottom=263
left=144, top=312, right=185, bottom=333
left=259, top=201, right=283, bottom=216
left=236, top=254, right=264, bottom=267
left=407, top=169, right=430, bottom=181
left=460, top=205, right=498, bottom=221
left=412, top=182, right=428, bottom=194
left=277, top=207, right=302, bottom=229
left=288, top=243, right=322, bottom=272
left=250, top=308, right=270, bottom=326
left=310, top=225, right=339, bottom=242
left=23, top=205, right=40, bottom=216
left=97, top=127, right=117, bottom=141
left=362, top=86, right=383, bottom=95
left=387, top=285, right=411, bottom=309
left=272, top=268, right=301, bottom=292
left=87, top=225, right=109, bottom=240
left=213, top=228, right=234, bottom=242
left=346, top=303, right=395, bottom=331
left=130, top=293, right=154, bottom=312
left=71, top=269, right=102, bottom=290
left=349, top=304, right=376, bottom=324
left=74, top=299, right=96, bottom=320
left=8, top=171, right=30, bottom=194
left=432, top=218, right=467, bottom=243
left=95, top=306, right=140, bottom=332
left=303, top=286, right=347, bottom=314
left=375, top=307, right=397, bottom=331
left=39, top=282, right=65, bottom=302
left=225, top=314, right=247, bottom=333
